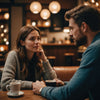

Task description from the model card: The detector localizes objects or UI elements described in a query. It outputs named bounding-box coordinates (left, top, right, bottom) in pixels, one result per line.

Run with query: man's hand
left=33, top=81, right=46, bottom=95
left=54, top=78, right=65, bottom=86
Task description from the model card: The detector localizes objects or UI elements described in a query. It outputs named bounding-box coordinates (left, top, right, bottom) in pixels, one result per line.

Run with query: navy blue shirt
left=41, top=32, right=100, bottom=100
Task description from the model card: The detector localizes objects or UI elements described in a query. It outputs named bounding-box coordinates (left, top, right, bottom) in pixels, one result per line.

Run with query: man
left=33, top=5, right=100, bottom=100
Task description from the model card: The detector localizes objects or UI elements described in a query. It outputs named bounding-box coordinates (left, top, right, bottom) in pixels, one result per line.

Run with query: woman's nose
left=34, top=39, right=39, bottom=44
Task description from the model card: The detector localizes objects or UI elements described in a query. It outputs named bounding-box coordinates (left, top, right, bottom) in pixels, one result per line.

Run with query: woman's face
left=21, top=30, right=41, bottom=53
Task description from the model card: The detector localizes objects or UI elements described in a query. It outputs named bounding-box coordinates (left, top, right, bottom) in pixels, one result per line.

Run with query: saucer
left=7, top=91, right=24, bottom=97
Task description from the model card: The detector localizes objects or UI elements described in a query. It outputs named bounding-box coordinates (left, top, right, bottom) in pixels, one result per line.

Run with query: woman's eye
left=37, top=37, right=41, bottom=40
left=29, top=37, right=40, bottom=41
left=30, top=37, right=35, bottom=41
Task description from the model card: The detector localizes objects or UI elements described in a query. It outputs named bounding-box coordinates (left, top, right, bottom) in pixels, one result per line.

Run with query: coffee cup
left=45, top=80, right=56, bottom=86
left=6, top=81, right=21, bottom=96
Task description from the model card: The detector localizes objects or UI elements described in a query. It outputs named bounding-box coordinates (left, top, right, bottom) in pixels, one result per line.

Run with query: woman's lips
left=34, top=46, right=39, bottom=49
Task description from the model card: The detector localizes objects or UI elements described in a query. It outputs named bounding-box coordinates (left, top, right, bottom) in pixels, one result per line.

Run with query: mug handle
left=6, top=85, right=10, bottom=91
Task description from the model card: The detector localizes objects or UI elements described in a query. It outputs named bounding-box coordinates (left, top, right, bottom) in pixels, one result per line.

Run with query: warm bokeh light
left=96, top=2, right=99, bottom=7
left=63, top=27, right=70, bottom=33
left=6, top=41, right=9, bottom=45
left=30, top=1, right=42, bottom=14
left=4, top=29, right=7, bottom=33
left=45, top=21, right=50, bottom=26
left=40, top=9, right=51, bottom=20
left=32, top=21, right=36, bottom=26
left=42, top=20, right=51, bottom=27
left=84, top=1, right=90, bottom=6
left=0, top=25, right=4, bottom=28
left=91, top=0, right=95, bottom=3
left=49, top=1, right=61, bottom=14
left=4, top=13, right=9, bottom=20
left=0, top=9, right=2, bottom=12
left=0, top=47, right=4, bottom=51
left=63, top=29, right=70, bottom=33
left=4, top=38, right=7, bottom=42
left=0, top=45, right=8, bottom=51
left=1, top=33, right=4, bottom=37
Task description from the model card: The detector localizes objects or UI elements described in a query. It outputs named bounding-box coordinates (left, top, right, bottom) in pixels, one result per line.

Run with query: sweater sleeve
left=1, top=51, right=33, bottom=91
left=42, top=60, right=57, bottom=80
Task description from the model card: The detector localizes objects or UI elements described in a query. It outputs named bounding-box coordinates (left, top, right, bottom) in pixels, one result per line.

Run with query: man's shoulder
left=88, top=39, right=100, bottom=50
left=82, top=39, right=100, bottom=61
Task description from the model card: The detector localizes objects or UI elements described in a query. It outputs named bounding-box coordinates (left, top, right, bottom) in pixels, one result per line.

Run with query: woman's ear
left=81, top=22, right=88, bottom=33
left=20, top=40, right=25, bottom=46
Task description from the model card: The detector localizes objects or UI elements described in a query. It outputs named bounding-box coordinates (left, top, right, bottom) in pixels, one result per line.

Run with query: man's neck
left=86, top=31, right=100, bottom=47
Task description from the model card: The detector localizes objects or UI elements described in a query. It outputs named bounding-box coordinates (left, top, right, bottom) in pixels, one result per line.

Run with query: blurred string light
left=32, top=21, right=36, bottom=26
left=84, top=0, right=99, bottom=7
left=0, top=46, right=4, bottom=51
left=4, top=29, right=8, bottom=33
left=0, top=25, right=4, bottom=28
left=6, top=41, right=9, bottom=45
left=0, top=24, right=9, bottom=45
left=4, top=38, right=7, bottom=42
left=44, top=20, right=51, bottom=26
left=96, top=2, right=99, bottom=7
left=1, top=33, right=4, bottom=37
left=4, top=13, right=9, bottom=20
left=91, top=0, right=95, bottom=3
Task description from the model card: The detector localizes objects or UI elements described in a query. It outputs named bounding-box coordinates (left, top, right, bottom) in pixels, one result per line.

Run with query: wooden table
left=0, top=90, right=47, bottom=100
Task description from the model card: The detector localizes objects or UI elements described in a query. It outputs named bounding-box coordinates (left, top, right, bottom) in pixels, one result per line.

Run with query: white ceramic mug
left=6, top=81, right=21, bottom=95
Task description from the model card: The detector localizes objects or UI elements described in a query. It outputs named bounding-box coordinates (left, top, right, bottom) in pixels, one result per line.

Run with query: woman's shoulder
left=7, top=50, right=18, bottom=57
left=9, top=50, right=17, bottom=54
left=5, top=50, right=18, bottom=63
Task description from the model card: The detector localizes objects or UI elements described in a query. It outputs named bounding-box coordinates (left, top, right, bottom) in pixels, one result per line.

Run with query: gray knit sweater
left=1, top=50, right=57, bottom=90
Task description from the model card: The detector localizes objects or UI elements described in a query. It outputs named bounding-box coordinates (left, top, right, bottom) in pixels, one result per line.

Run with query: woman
left=1, top=25, right=57, bottom=90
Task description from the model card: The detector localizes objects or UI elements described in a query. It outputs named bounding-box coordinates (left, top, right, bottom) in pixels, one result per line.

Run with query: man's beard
left=75, top=35, right=87, bottom=47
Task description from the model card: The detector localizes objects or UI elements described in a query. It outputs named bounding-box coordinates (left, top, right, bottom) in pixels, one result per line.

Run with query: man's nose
left=69, top=31, right=73, bottom=36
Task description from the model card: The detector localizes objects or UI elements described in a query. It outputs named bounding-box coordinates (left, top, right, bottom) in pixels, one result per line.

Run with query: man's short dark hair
left=65, top=5, right=100, bottom=32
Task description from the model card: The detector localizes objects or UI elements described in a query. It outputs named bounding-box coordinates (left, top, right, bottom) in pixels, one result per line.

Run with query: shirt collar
left=91, top=32, right=100, bottom=44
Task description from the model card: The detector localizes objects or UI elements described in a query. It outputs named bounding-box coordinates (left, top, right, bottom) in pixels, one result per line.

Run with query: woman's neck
left=26, top=52, right=34, bottom=61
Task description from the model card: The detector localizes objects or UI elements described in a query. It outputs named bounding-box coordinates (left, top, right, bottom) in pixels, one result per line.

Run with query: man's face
left=69, top=18, right=87, bottom=46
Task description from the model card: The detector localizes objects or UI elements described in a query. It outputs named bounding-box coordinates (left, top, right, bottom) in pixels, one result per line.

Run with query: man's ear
left=81, top=22, right=88, bottom=33
left=20, top=40, right=25, bottom=46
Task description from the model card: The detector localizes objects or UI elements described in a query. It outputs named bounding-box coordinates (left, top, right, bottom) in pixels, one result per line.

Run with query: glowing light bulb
left=49, top=1, right=61, bottom=14
left=4, top=13, right=9, bottom=20
left=0, top=47, right=4, bottom=51
left=30, top=1, right=42, bottom=14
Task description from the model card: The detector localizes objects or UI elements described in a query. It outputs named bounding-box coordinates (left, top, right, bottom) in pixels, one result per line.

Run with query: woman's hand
left=36, top=46, right=47, bottom=62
